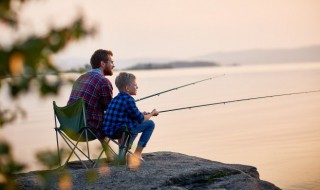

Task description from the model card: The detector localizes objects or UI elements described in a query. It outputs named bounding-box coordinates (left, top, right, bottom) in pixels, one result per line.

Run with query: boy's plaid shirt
left=103, top=91, right=144, bottom=137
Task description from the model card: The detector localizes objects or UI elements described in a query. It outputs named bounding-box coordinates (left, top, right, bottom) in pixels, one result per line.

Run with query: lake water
left=2, top=62, right=320, bottom=190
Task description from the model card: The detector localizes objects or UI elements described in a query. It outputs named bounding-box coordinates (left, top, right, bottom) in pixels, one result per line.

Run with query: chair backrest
left=53, top=98, right=95, bottom=141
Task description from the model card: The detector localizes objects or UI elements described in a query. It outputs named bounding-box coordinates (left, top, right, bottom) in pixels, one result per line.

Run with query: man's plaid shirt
left=103, top=91, right=144, bottom=137
left=68, top=69, right=113, bottom=139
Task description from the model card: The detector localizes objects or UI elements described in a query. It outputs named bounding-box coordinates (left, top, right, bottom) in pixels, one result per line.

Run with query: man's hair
left=90, top=49, right=113, bottom=69
left=115, top=72, right=136, bottom=91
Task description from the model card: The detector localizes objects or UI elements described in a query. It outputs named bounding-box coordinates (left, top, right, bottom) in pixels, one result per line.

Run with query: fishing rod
left=159, top=90, right=320, bottom=113
left=135, top=74, right=225, bottom=102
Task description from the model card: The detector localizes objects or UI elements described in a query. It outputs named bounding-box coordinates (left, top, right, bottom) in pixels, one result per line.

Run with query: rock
left=14, top=151, right=280, bottom=190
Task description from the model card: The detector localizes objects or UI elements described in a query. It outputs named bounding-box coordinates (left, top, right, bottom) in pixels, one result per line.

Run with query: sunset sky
left=2, top=0, right=320, bottom=68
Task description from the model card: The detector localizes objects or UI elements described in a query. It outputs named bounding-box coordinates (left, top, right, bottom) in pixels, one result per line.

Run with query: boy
left=103, top=72, right=159, bottom=170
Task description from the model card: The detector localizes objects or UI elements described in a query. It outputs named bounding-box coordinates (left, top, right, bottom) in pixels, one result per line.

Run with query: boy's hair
left=90, top=49, right=113, bottom=69
left=115, top=72, right=136, bottom=91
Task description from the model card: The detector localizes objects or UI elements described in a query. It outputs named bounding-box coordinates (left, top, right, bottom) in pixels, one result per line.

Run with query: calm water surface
left=2, top=62, right=320, bottom=190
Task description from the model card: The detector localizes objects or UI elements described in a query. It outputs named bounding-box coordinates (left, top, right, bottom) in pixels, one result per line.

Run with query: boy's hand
left=142, top=111, right=149, bottom=115
left=151, top=109, right=159, bottom=116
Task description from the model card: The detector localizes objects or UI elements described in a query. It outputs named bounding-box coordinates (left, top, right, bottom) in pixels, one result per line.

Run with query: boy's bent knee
left=147, top=120, right=155, bottom=129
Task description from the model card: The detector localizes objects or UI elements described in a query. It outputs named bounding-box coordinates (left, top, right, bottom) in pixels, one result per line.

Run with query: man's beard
left=103, top=68, right=113, bottom=76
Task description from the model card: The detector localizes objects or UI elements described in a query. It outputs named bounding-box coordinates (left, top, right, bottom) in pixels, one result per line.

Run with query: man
left=68, top=49, right=114, bottom=140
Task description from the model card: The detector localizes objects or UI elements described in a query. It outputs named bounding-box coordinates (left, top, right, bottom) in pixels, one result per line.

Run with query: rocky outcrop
left=15, top=151, right=280, bottom=190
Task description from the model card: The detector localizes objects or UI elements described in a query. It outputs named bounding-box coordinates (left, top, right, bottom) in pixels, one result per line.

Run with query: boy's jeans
left=129, top=120, right=155, bottom=147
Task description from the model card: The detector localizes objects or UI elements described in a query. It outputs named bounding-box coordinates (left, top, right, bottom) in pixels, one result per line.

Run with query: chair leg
left=86, top=129, right=117, bottom=167
left=93, top=144, right=117, bottom=168
left=92, top=140, right=113, bottom=168
left=58, top=128, right=112, bottom=169
left=85, top=129, right=90, bottom=161
left=60, top=131, right=89, bottom=169
left=117, top=132, right=131, bottom=165
left=55, top=128, right=61, bottom=167
left=101, top=139, right=116, bottom=159
left=59, top=132, right=93, bottom=162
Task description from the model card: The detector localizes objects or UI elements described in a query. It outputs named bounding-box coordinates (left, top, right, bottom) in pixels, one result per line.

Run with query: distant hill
left=55, top=45, right=320, bottom=71
left=125, top=61, right=219, bottom=70
left=195, top=45, right=320, bottom=65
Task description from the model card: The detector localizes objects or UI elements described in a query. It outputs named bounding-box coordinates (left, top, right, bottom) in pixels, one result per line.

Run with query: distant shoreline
left=124, top=60, right=221, bottom=70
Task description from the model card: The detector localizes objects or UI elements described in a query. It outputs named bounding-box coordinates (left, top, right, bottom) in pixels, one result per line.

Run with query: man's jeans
left=129, top=120, right=155, bottom=147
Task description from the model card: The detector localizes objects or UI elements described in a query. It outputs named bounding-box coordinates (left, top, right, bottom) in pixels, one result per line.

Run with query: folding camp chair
left=53, top=98, right=112, bottom=169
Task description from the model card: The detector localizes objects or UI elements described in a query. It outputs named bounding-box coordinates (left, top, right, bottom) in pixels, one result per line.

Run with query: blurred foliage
left=34, top=149, right=72, bottom=189
left=0, top=0, right=27, bottom=27
left=0, top=15, right=95, bottom=98
left=0, top=0, right=96, bottom=128
left=34, top=149, right=110, bottom=189
left=36, top=149, right=69, bottom=170
left=0, top=140, right=25, bottom=190
left=0, top=105, right=26, bottom=127
left=0, top=0, right=96, bottom=189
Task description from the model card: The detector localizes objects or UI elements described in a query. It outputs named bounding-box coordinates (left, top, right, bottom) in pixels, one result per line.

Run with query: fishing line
left=135, top=74, right=225, bottom=102
left=158, top=90, right=320, bottom=113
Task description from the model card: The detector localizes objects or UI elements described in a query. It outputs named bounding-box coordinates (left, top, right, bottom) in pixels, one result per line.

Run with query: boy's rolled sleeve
left=126, top=97, right=144, bottom=123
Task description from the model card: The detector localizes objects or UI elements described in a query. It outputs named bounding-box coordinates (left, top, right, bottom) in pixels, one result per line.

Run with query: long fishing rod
left=159, top=90, right=320, bottom=113
left=135, top=74, right=225, bottom=102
